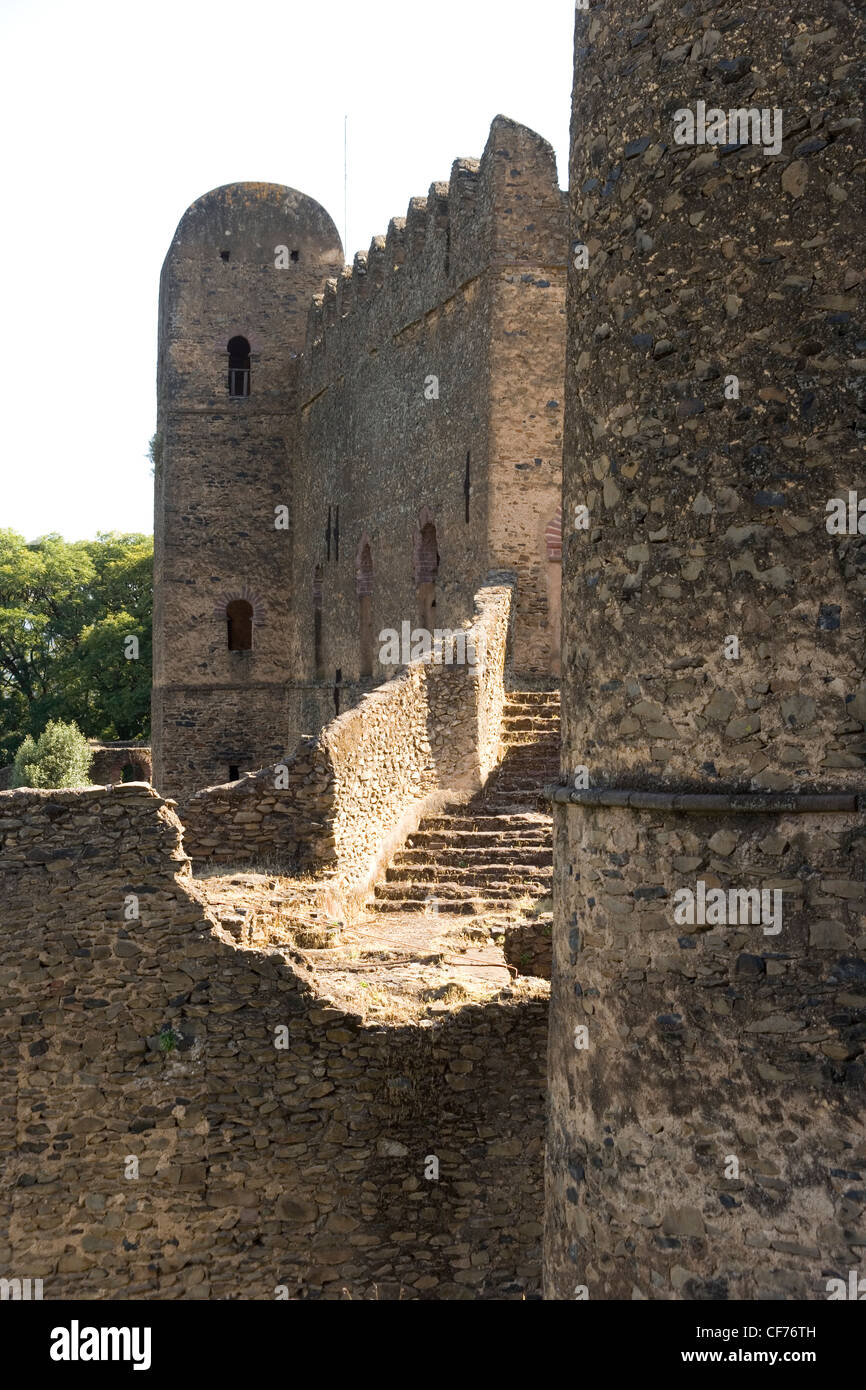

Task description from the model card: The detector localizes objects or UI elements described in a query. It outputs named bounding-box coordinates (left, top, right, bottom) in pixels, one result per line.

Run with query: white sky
left=0, top=0, right=573, bottom=544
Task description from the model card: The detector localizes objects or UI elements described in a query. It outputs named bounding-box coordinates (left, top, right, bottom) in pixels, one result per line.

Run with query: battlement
left=301, top=116, right=565, bottom=397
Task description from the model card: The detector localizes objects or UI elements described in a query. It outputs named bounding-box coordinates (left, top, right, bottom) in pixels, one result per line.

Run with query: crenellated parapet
left=301, top=116, right=565, bottom=398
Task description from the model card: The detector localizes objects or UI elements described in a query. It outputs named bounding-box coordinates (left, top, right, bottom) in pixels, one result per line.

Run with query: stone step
left=409, top=838, right=549, bottom=856
left=493, top=752, right=558, bottom=761
left=488, top=785, right=556, bottom=796
left=484, top=772, right=555, bottom=783
left=412, top=820, right=550, bottom=837
left=497, top=745, right=559, bottom=756
left=483, top=777, right=556, bottom=789
left=384, top=864, right=553, bottom=888
left=501, top=723, right=558, bottom=732
left=501, top=722, right=558, bottom=734
left=394, top=846, right=553, bottom=868
left=375, top=883, right=519, bottom=904
left=478, top=801, right=551, bottom=812
left=491, top=777, right=558, bottom=789
left=496, top=750, right=559, bottom=760
left=502, top=713, right=558, bottom=724
left=417, top=809, right=550, bottom=823
left=502, top=711, right=559, bottom=724
left=493, top=764, right=559, bottom=776
left=499, top=750, right=558, bottom=761
left=370, top=692, right=558, bottom=935
left=500, top=739, right=559, bottom=752
left=374, top=894, right=537, bottom=915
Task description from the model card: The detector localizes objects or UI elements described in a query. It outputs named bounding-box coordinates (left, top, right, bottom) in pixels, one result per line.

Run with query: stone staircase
left=371, top=690, right=560, bottom=976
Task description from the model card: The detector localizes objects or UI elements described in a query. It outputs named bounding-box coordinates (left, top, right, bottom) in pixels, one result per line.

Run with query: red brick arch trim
left=545, top=508, right=562, bottom=563
left=212, top=589, right=267, bottom=625
left=414, top=507, right=439, bottom=586
left=356, top=535, right=374, bottom=597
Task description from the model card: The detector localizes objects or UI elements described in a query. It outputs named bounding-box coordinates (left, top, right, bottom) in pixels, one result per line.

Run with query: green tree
left=0, top=531, right=152, bottom=764
left=64, top=609, right=152, bottom=740
left=11, top=719, right=93, bottom=788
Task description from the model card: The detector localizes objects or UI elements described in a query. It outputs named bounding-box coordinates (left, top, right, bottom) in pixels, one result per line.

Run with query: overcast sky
left=1, top=0, right=573, bottom=543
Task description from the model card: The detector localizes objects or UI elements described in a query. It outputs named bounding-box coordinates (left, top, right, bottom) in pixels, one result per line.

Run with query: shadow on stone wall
left=0, top=781, right=546, bottom=1300
left=180, top=574, right=516, bottom=920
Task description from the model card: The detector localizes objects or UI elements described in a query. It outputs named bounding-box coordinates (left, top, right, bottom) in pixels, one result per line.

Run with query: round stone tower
left=547, top=2, right=865, bottom=1299
left=153, top=184, right=343, bottom=800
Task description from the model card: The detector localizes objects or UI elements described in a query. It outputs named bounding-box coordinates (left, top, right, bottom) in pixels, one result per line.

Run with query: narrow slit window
left=227, top=599, right=253, bottom=651
left=357, top=542, right=373, bottom=678
left=228, top=336, right=251, bottom=398
left=416, top=521, right=439, bottom=631
left=313, top=565, right=324, bottom=679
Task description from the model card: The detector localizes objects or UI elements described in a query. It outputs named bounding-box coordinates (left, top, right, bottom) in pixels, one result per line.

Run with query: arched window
left=228, top=336, right=251, bottom=398
left=415, top=514, right=439, bottom=632
left=356, top=540, right=374, bottom=678
left=545, top=508, right=563, bottom=563
left=227, top=599, right=253, bottom=652
left=313, top=565, right=324, bottom=679
left=545, top=508, right=562, bottom=678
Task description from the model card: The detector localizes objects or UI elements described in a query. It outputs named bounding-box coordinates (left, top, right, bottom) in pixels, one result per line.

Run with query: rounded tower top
left=165, top=182, right=343, bottom=260
left=158, top=182, right=344, bottom=407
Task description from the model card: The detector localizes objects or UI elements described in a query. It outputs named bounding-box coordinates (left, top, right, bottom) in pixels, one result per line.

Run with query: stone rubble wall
left=0, top=782, right=546, bottom=1300
left=153, top=183, right=345, bottom=798
left=88, top=744, right=153, bottom=786
left=548, top=799, right=866, bottom=1300
left=290, top=116, right=567, bottom=713
left=547, top=0, right=866, bottom=1301
left=177, top=736, right=333, bottom=872
left=301, top=117, right=563, bottom=397
left=180, top=575, right=514, bottom=905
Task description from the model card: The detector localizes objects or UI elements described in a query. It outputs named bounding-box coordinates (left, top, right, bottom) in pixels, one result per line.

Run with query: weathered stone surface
left=547, top=0, right=866, bottom=1303
left=153, top=119, right=567, bottom=804
left=0, top=783, right=547, bottom=1301
left=180, top=576, right=515, bottom=918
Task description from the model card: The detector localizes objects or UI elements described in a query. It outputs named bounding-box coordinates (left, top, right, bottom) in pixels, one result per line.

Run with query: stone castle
left=153, top=115, right=567, bottom=802
left=2, top=1, right=865, bottom=1303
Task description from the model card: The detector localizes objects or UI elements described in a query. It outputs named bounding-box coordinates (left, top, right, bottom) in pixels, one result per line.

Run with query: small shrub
left=11, top=721, right=93, bottom=789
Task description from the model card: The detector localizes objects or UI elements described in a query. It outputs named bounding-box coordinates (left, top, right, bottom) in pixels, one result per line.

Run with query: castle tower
left=547, top=4, right=865, bottom=1298
left=286, top=117, right=568, bottom=748
left=152, top=184, right=343, bottom=799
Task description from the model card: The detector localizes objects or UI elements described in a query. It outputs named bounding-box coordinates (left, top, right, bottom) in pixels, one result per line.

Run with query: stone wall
left=292, top=117, right=566, bottom=710
left=181, top=575, right=514, bottom=912
left=0, top=783, right=546, bottom=1300
left=152, top=121, right=567, bottom=803
left=88, top=744, right=152, bottom=786
left=548, top=794, right=865, bottom=1299
left=153, top=684, right=292, bottom=808
left=152, top=184, right=345, bottom=800
left=323, top=573, right=514, bottom=900
left=546, top=0, right=866, bottom=1299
